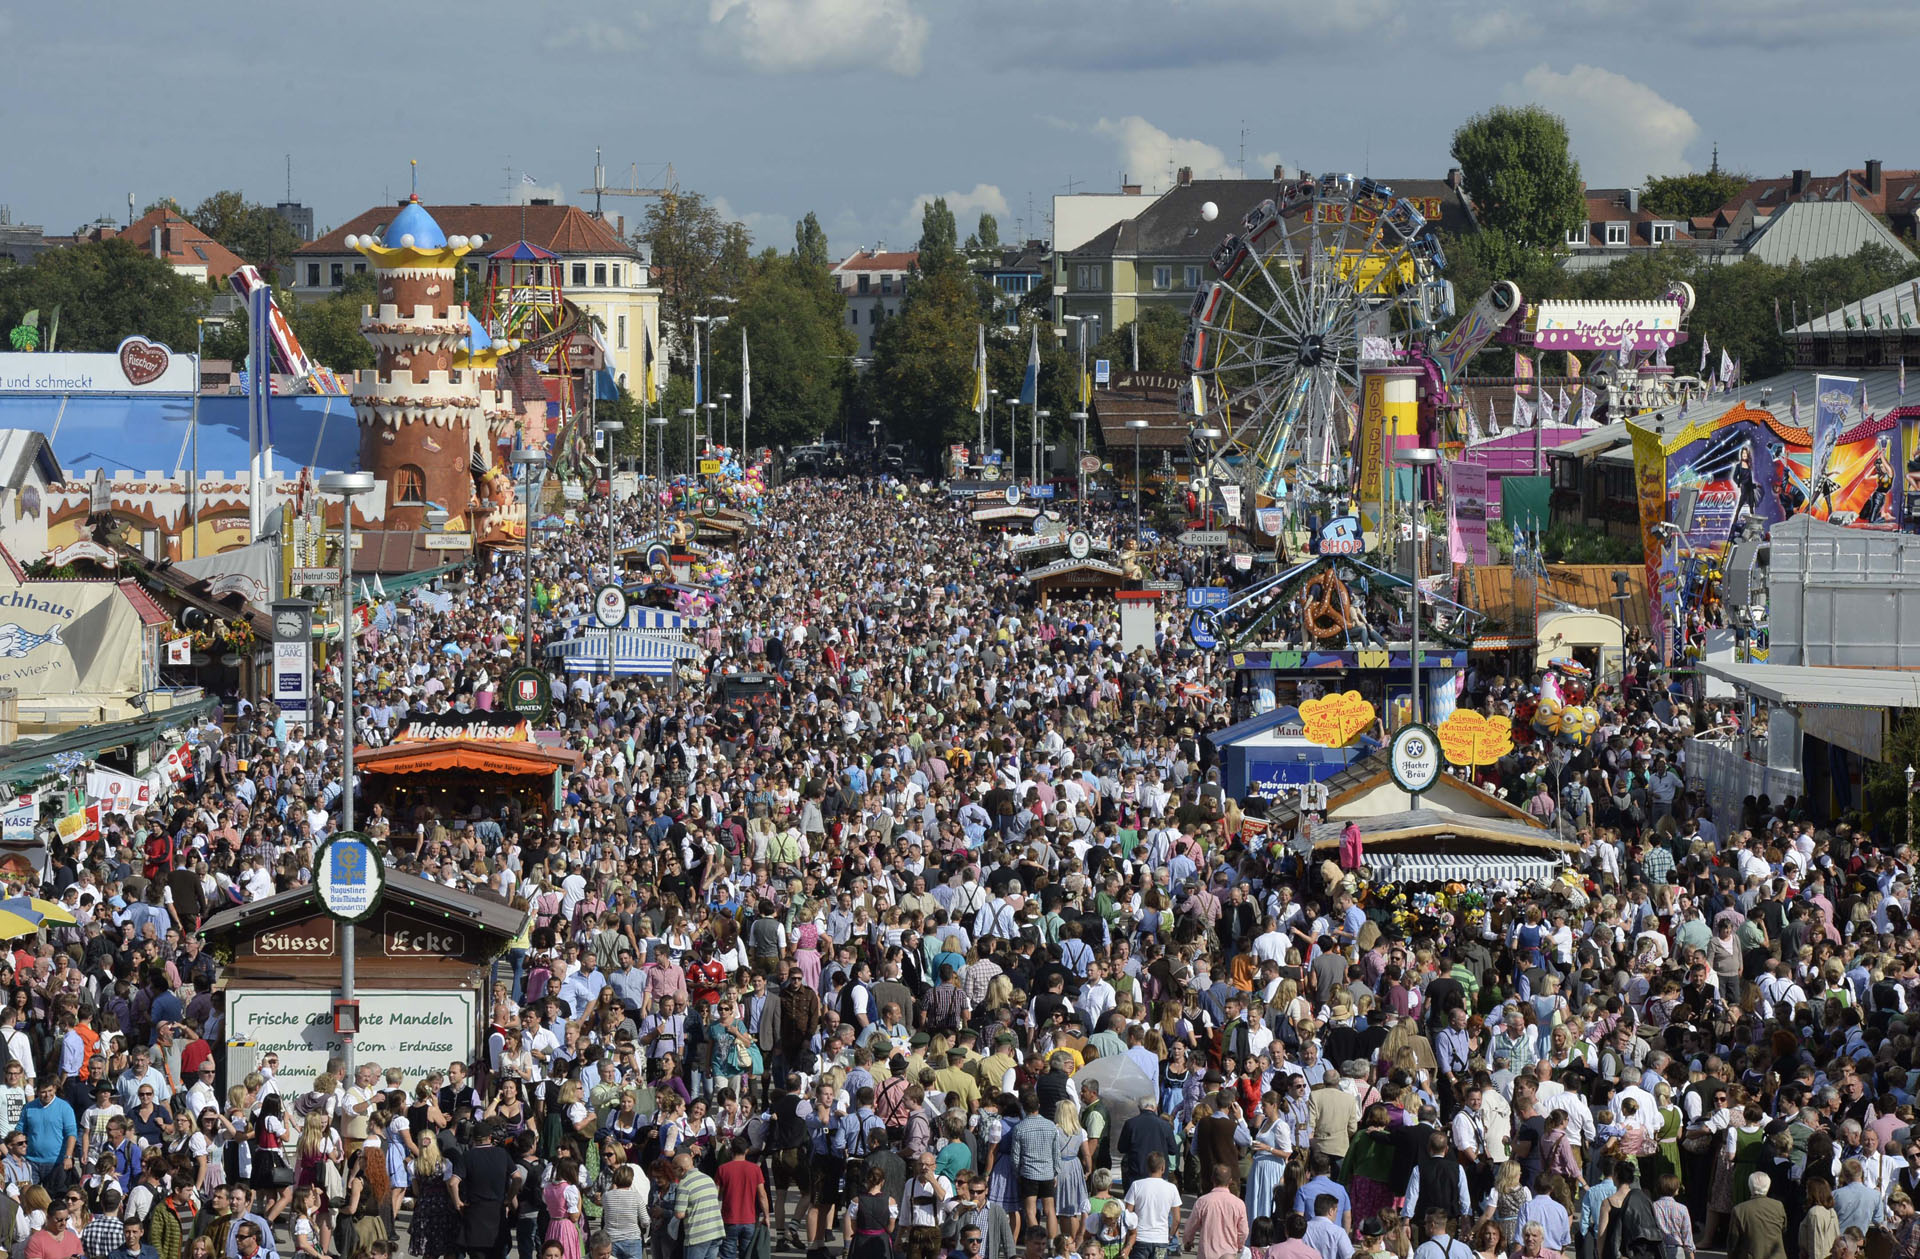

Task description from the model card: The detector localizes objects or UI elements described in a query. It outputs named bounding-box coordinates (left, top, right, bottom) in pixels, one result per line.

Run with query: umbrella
left=1, top=897, right=72, bottom=925
left=0, top=910, right=43, bottom=940
left=1075, top=1054, right=1158, bottom=1129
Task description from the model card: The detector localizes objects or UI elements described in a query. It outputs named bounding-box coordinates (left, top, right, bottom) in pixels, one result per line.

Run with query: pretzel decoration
left=1303, top=572, right=1352, bottom=641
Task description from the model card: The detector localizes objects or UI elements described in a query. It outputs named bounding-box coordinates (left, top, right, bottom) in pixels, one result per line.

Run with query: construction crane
left=580, top=149, right=676, bottom=217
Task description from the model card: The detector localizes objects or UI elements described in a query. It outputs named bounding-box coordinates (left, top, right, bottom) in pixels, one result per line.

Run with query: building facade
left=831, top=249, right=916, bottom=359
left=296, top=203, right=659, bottom=393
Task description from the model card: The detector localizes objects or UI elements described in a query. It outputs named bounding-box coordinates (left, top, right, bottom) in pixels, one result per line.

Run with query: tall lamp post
left=984, top=389, right=998, bottom=468
left=1907, top=764, right=1915, bottom=850
left=720, top=392, right=732, bottom=451
left=1394, top=447, right=1441, bottom=727
left=1610, top=570, right=1634, bottom=688
left=649, top=415, right=669, bottom=483
left=678, top=407, right=697, bottom=479
left=1034, top=409, right=1051, bottom=487
left=1005, top=399, right=1018, bottom=469
left=1070, top=410, right=1089, bottom=503
left=1195, top=426, right=1224, bottom=580
left=703, top=402, right=719, bottom=458
left=1126, top=418, right=1150, bottom=540
left=511, top=449, right=548, bottom=667
left=190, top=316, right=223, bottom=559
left=597, top=419, right=626, bottom=682
left=316, top=470, right=375, bottom=1075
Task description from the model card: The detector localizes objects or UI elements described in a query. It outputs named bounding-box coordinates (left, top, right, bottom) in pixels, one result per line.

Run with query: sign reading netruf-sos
left=313, top=831, right=384, bottom=924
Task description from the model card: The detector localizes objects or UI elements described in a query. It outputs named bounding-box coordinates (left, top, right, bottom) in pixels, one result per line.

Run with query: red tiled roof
left=833, top=250, right=917, bottom=273
left=300, top=204, right=638, bottom=259
left=116, top=579, right=172, bottom=628
left=112, top=210, right=246, bottom=280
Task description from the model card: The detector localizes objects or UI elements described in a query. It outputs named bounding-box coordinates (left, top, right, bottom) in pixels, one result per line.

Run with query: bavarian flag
left=643, top=323, right=658, bottom=405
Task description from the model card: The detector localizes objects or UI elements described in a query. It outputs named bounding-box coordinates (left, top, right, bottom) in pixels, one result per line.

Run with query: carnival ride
left=227, top=265, right=351, bottom=394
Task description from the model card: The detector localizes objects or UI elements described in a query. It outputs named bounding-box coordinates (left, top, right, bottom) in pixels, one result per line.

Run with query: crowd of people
left=0, top=473, right=1902, bottom=1259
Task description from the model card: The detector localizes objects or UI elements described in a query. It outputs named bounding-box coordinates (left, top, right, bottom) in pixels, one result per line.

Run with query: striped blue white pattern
left=1360, top=853, right=1562, bottom=885
left=548, top=630, right=704, bottom=676
left=557, top=607, right=707, bottom=635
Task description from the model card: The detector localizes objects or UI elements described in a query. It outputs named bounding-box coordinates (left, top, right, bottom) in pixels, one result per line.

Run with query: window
left=1184, top=265, right=1202, bottom=288
left=1152, top=266, right=1172, bottom=290
left=330, top=263, right=344, bottom=286
left=1074, top=264, right=1105, bottom=291
left=849, top=309, right=858, bottom=326
left=594, top=263, right=607, bottom=287
left=394, top=465, right=426, bottom=505
left=306, top=263, right=320, bottom=287
left=1650, top=222, right=1675, bottom=243
left=1604, top=222, right=1629, bottom=246
left=1565, top=226, right=1587, bottom=247
left=353, top=262, right=366, bottom=274
left=192, top=246, right=208, bottom=262
left=618, top=315, right=628, bottom=350
left=881, top=275, right=894, bottom=296
left=858, top=274, right=871, bottom=295
left=571, top=264, right=588, bottom=286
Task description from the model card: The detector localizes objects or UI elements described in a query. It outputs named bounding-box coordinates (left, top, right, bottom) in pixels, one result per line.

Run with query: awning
left=547, top=630, right=704, bottom=676
left=355, top=738, right=581, bottom=777
left=1363, top=853, right=1564, bottom=884
left=557, top=607, right=707, bottom=634
left=1695, top=661, right=1920, bottom=710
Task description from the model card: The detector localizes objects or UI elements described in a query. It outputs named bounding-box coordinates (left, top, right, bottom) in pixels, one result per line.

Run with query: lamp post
left=678, top=407, right=697, bottom=479
left=511, top=449, right=547, bottom=667
left=597, top=419, right=626, bottom=683
left=703, top=402, right=719, bottom=457
left=984, top=389, right=998, bottom=469
left=1610, top=570, right=1633, bottom=689
left=190, top=316, right=223, bottom=559
left=649, top=415, right=669, bottom=483
left=1071, top=410, right=1089, bottom=503
left=1907, top=764, right=1915, bottom=850
left=1395, top=447, right=1441, bottom=728
left=316, top=470, right=374, bottom=1075
left=1034, top=409, right=1051, bottom=488
left=720, top=392, right=732, bottom=451
left=1126, top=418, right=1150, bottom=540
left=1195, top=426, right=1224, bottom=579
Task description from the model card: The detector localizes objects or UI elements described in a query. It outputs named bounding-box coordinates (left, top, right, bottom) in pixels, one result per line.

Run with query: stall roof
left=1695, top=661, right=1920, bottom=709
left=201, top=870, right=528, bottom=941
left=353, top=738, right=584, bottom=776
left=1205, top=706, right=1302, bottom=750
left=1306, top=809, right=1581, bottom=853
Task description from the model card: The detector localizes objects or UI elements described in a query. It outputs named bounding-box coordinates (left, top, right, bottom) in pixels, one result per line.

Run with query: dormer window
left=1650, top=222, right=1675, bottom=244
left=1565, top=226, right=1587, bottom=246
left=1605, top=222, right=1629, bottom=246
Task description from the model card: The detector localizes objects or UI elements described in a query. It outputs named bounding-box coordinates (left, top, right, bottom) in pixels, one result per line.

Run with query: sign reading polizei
left=1179, top=530, right=1230, bottom=548
left=313, top=831, right=383, bottom=923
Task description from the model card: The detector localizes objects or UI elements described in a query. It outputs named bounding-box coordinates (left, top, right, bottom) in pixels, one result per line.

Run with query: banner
left=1450, top=462, right=1490, bottom=565
left=1812, top=374, right=1859, bottom=478
left=0, top=797, right=35, bottom=845
left=86, top=767, right=152, bottom=817
left=166, top=637, right=191, bottom=665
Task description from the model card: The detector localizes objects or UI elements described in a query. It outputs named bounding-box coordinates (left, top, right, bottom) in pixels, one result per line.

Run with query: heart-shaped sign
left=118, top=336, right=172, bottom=387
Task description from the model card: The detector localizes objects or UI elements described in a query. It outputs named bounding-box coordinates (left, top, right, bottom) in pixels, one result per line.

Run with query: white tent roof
left=1695, top=661, right=1920, bottom=710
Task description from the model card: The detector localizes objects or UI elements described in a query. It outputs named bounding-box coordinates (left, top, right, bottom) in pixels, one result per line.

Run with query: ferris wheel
left=1182, top=173, right=1451, bottom=500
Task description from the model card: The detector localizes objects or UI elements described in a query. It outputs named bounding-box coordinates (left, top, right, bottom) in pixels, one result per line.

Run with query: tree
left=704, top=248, right=856, bottom=450
left=1093, top=306, right=1187, bottom=374
left=642, top=190, right=746, bottom=374
left=965, top=212, right=1001, bottom=255
left=915, top=197, right=960, bottom=279
left=1450, top=105, right=1586, bottom=249
left=0, top=237, right=210, bottom=352
left=142, top=197, right=184, bottom=217
left=1641, top=170, right=1749, bottom=221
left=869, top=265, right=983, bottom=453
left=188, top=190, right=303, bottom=271
left=793, top=212, right=831, bottom=273
left=282, top=272, right=379, bottom=372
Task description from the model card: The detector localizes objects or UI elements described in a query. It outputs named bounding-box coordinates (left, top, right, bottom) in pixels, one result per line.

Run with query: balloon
left=1075, top=1054, right=1157, bottom=1128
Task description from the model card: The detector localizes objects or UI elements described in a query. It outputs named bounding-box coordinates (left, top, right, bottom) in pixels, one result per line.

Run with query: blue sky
left=4, top=0, right=1915, bottom=260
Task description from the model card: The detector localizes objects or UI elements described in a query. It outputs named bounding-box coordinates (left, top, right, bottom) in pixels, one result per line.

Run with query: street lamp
left=1395, top=447, right=1441, bottom=730
left=1005, top=398, right=1018, bottom=468
left=703, top=402, right=719, bottom=456
left=190, top=316, right=224, bottom=559
left=1610, top=569, right=1633, bottom=688
left=691, top=312, right=730, bottom=412
left=510, top=448, right=548, bottom=667
left=316, top=469, right=374, bottom=1075
left=985, top=389, right=998, bottom=467
left=596, top=418, right=626, bottom=682
left=1126, top=418, right=1151, bottom=541
left=678, top=407, right=697, bottom=479
left=649, top=414, right=669, bottom=483
left=1070, top=411, right=1089, bottom=502
left=1034, top=409, right=1051, bottom=487
left=720, top=392, right=732, bottom=451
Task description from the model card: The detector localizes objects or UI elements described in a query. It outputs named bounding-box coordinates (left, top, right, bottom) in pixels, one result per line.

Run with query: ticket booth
left=199, top=874, right=526, bottom=1087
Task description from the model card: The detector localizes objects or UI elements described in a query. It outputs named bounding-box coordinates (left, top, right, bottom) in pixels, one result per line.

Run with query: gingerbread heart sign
left=117, top=336, right=172, bottom=387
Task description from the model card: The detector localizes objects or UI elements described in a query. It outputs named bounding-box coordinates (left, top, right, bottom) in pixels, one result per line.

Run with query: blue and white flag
left=1017, top=324, right=1039, bottom=407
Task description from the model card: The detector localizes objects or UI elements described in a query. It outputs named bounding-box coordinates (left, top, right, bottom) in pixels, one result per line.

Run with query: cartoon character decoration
left=1534, top=659, right=1598, bottom=745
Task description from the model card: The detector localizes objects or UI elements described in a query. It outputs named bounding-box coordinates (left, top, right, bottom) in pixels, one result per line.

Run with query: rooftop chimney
left=1121, top=183, right=1142, bottom=196
left=1867, top=159, right=1884, bottom=194
left=1176, top=166, right=1193, bottom=187
left=1273, top=164, right=1286, bottom=182
left=1447, top=167, right=1463, bottom=190
left=1627, top=188, right=1640, bottom=213
left=616, top=214, right=625, bottom=238
left=1792, top=169, right=1810, bottom=195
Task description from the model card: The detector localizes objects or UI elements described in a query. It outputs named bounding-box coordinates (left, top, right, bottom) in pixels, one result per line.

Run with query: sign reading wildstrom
left=225, top=988, right=474, bottom=1085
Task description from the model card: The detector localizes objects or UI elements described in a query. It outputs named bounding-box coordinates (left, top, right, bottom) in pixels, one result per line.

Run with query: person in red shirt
left=714, top=1136, right=768, bottom=1259
left=25, top=1195, right=83, bottom=1259
left=687, top=948, right=726, bottom=1008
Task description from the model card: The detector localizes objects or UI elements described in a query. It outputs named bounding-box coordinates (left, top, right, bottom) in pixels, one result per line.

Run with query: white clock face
left=276, top=612, right=303, bottom=640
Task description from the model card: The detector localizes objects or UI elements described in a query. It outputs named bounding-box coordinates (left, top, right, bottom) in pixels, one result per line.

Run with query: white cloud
left=711, top=197, right=793, bottom=253
left=707, top=0, right=928, bottom=75
left=1508, top=64, right=1700, bottom=185
left=901, top=184, right=1010, bottom=244
left=510, top=181, right=567, bottom=206
left=1094, top=117, right=1237, bottom=192
left=1452, top=8, right=1538, bottom=50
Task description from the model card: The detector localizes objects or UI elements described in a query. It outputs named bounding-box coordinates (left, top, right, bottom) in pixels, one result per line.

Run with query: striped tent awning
left=1361, top=853, right=1563, bottom=885
left=547, top=630, right=704, bottom=676
left=558, top=607, right=708, bottom=635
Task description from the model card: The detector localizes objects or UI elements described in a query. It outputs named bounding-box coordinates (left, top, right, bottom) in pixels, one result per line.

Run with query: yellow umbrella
left=0, top=911, right=43, bottom=940
left=25, top=898, right=74, bottom=925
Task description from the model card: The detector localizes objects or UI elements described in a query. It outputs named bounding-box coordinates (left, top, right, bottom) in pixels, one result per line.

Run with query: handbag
left=751, top=1224, right=773, bottom=1259
left=322, top=1158, right=348, bottom=1207
left=257, top=1143, right=296, bottom=1188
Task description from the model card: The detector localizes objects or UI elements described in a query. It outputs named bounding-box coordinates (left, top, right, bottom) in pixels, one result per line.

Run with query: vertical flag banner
left=1018, top=325, right=1039, bottom=406
left=971, top=324, right=987, bottom=416
left=1699, top=335, right=1710, bottom=374
left=740, top=330, right=751, bottom=426
left=1513, top=352, right=1534, bottom=397
left=642, top=324, right=658, bottom=404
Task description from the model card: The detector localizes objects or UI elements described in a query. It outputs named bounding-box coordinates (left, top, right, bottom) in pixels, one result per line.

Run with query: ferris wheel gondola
left=1183, top=174, right=1450, bottom=504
